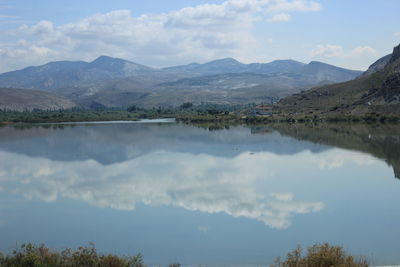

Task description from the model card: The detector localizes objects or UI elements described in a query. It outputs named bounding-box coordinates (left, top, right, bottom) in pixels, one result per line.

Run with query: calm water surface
left=0, top=121, right=399, bottom=265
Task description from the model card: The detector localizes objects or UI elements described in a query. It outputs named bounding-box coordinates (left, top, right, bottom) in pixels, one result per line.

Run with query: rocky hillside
left=0, top=88, right=76, bottom=111
left=278, top=44, right=400, bottom=117
left=362, top=54, right=392, bottom=76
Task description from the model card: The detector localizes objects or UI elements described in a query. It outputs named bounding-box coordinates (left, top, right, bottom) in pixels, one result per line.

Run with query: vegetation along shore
left=0, top=243, right=369, bottom=267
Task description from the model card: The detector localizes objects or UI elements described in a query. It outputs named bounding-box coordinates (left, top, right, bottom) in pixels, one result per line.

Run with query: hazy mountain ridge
left=164, top=58, right=307, bottom=76
left=0, top=56, right=160, bottom=91
left=71, top=58, right=362, bottom=108
left=0, top=56, right=362, bottom=109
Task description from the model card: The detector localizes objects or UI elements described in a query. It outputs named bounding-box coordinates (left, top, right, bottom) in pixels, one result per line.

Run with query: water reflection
left=269, top=123, right=400, bottom=179
left=0, top=149, right=329, bottom=228
left=0, top=122, right=400, bottom=264
left=0, top=123, right=329, bottom=164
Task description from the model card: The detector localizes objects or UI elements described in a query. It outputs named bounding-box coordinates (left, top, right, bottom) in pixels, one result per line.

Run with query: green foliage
left=1, top=102, right=398, bottom=125
left=0, top=243, right=145, bottom=267
left=0, top=242, right=370, bottom=267
left=0, top=103, right=245, bottom=124
left=0, top=108, right=140, bottom=124
left=179, top=102, right=193, bottom=109
left=127, top=105, right=138, bottom=112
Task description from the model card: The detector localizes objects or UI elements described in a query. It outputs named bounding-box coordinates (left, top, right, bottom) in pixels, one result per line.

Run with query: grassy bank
left=0, top=103, right=241, bottom=124
left=0, top=243, right=369, bottom=267
left=1, top=105, right=399, bottom=125
left=0, top=109, right=140, bottom=124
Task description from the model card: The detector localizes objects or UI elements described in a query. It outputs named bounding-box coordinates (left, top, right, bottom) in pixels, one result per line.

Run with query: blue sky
left=0, top=0, right=399, bottom=72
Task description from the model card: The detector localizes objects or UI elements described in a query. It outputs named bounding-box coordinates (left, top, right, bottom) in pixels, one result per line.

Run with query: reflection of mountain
left=271, top=123, right=400, bottom=179
left=0, top=123, right=328, bottom=165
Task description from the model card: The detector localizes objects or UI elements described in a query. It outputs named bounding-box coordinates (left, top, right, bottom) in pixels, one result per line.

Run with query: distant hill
left=0, top=56, right=161, bottom=91
left=69, top=59, right=361, bottom=108
left=0, top=56, right=362, bottom=108
left=165, top=58, right=306, bottom=75
left=278, top=43, right=400, bottom=117
left=298, top=61, right=362, bottom=84
left=164, top=58, right=360, bottom=81
left=0, top=88, right=76, bottom=111
left=164, top=58, right=250, bottom=75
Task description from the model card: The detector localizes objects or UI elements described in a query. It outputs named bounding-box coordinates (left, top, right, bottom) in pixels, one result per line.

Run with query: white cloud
left=394, top=32, right=400, bottom=37
left=311, top=44, right=377, bottom=59
left=265, top=0, right=322, bottom=12
left=311, top=44, right=343, bottom=58
left=20, top=20, right=54, bottom=36
left=349, top=46, right=377, bottom=57
left=267, top=13, right=291, bottom=22
left=0, top=0, right=322, bottom=72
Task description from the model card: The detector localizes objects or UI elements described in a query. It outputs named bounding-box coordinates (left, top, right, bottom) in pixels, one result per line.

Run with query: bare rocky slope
left=278, top=43, right=400, bottom=117
left=0, top=88, right=76, bottom=111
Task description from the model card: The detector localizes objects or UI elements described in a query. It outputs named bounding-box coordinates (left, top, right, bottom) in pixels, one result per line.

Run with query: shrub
left=0, top=243, right=145, bottom=267
left=271, top=243, right=368, bottom=267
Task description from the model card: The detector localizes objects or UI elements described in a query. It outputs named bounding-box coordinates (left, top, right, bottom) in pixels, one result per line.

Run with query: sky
left=0, top=0, right=399, bottom=73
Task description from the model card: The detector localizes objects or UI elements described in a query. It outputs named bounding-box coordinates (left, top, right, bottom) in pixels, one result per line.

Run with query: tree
left=127, top=105, right=138, bottom=112
left=180, top=102, right=193, bottom=109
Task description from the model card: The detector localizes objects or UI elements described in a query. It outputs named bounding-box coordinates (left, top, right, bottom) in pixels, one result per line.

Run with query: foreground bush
left=0, top=243, right=368, bottom=267
left=271, top=243, right=368, bottom=267
left=0, top=243, right=146, bottom=267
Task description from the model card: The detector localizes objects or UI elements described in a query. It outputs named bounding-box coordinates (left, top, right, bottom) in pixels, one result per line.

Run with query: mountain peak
left=206, top=58, right=242, bottom=65
left=308, top=61, right=327, bottom=66
left=270, top=59, right=305, bottom=64
left=91, top=55, right=126, bottom=64
left=389, top=43, right=400, bottom=63
left=95, top=55, right=113, bottom=60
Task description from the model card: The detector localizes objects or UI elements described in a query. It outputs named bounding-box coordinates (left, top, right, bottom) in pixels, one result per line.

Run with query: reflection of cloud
left=271, top=192, right=293, bottom=201
left=198, top=226, right=209, bottom=233
left=311, top=150, right=378, bottom=169
left=0, top=150, right=327, bottom=229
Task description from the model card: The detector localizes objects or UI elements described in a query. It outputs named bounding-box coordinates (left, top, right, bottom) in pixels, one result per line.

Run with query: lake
left=0, top=121, right=399, bottom=266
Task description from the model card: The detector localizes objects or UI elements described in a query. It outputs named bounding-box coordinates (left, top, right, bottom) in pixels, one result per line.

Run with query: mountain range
left=0, top=56, right=362, bottom=110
